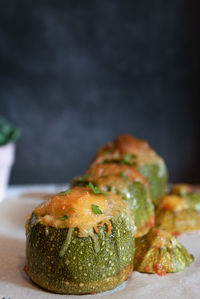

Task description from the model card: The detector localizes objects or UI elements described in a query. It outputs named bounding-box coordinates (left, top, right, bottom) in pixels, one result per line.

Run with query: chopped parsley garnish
left=77, top=174, right=92, bottom=182
left=87, top=182, right=108, bottom=196
left=102, top=150, right=111, bottom=155
left=131, top=162, right=137, bottom=167
left=68, top=207, right=74, bottom=211
left=91, top=204, right=103, bottom=215
left=57, top=189, right=71, bottom=196
left=121, top=154, right=137, bottom=167
left=60, top=215, right=69, bottom=221
left=120, top=171, right=127, bottom=180
left=121, top=154, right=131, bottom=164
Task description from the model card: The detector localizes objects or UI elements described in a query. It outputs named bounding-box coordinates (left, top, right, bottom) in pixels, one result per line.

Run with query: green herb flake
left=102, top=150, right=111, bottom=155
left=57, top=189, right=71, bottom=196
left=91, top=204, right=103, bottom=215
left=131, top=162, right=137, bottom=167
left=121, top=153, right=137, bottom=166
left=87, top=182, right=108, bottom=196
left=77, top=174, right=93, bottom=182
left=120, top=171, right=127, bottom=180
left=68, top=207, right=74, bottom=211
left=121, top=154, right=131, bottom=164
left=60, top=215, right=69, bottom=221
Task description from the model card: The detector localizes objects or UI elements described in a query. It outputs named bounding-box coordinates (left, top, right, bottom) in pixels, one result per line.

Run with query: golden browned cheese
left=115, top=134, right=151, bottom=154
left=93, top=134, right=162, bottom=167
left=33, top=186, right=134, bottom=237
left=96, top=134, right=150, bottom=156
left=158, top=195, right=189, bottom=212
left=84, top=163, right=154, bottom=238
left=87, top=163, right=147, bottom=187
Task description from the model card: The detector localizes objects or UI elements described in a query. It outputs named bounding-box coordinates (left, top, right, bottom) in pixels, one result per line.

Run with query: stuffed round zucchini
left=73, top=163, right=154, bottom=237
left=170, top=184, right=200, bottom=212
left=92, top=134, right=167, bottom=205
left=134, top=228, right=193, bottom=275
left=25, top=187, right=135, bottom=294
left=155, top=194, right=200, bottom=235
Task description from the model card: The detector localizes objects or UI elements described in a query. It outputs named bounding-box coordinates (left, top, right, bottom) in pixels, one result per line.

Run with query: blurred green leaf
left=0, top=117, right=20, bottom=146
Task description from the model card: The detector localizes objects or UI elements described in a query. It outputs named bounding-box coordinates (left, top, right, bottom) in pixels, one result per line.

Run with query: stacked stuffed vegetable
left=25, top=134, right=197, bottom=294
left=155, top=184, right=200, bottom=235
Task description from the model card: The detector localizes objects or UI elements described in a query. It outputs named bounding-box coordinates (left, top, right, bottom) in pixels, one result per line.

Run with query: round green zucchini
left=25, top=188, right=135, bottom=294
left=155, top=209, right=200, bottom=235
left=91, top=134, right=167, bottom=206
left=183, top=193, right=200, bottom=212
left=155, top=194, right=200, bottom=234
left=170, top=184, right=200, bottom=212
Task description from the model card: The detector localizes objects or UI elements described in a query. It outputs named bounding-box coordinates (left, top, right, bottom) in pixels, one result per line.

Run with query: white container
left=0, top=143, right=15, bottom=202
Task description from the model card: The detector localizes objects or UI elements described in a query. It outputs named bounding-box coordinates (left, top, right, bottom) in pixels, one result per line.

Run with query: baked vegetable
left=25, top=187, right=135, bottom=294
left=155, top=194, right=200, bottom=235
left=134, top=228, right=193, bottom=275
left=170, top=184, right=200, bottom=212
left=92, top=134, right=167, bottom=205
left=73, top=163, right=154, bottom=237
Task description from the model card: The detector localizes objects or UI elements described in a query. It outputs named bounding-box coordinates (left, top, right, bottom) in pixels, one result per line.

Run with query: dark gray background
left=0, top=0, right=199, bottom=184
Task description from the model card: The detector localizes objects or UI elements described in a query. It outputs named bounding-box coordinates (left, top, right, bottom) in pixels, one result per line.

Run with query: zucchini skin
left=182, top=193, right=200, bottom=212
left=106, top=181, right=154, bottom=237
left=139, top=162, right=167, bottom=206
left=26, top=214, right=135, bottom=294
left=125, top=182, right=154, bottom=237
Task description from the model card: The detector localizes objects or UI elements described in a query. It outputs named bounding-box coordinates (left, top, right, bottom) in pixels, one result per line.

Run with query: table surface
left=0, top=184, right=200, bottom=299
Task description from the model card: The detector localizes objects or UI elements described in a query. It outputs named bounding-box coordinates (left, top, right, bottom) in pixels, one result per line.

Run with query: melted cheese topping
left=158, top=195, right=189, bottom=212
left=115, top=134, right=150, bottom=154
left=93, top=134, right=163, bottom=166
left=34, top=187, right=133, bottom=237
left=87, top=163, right=147, bottom=186
left=92, top=175, right=129, bottom=192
